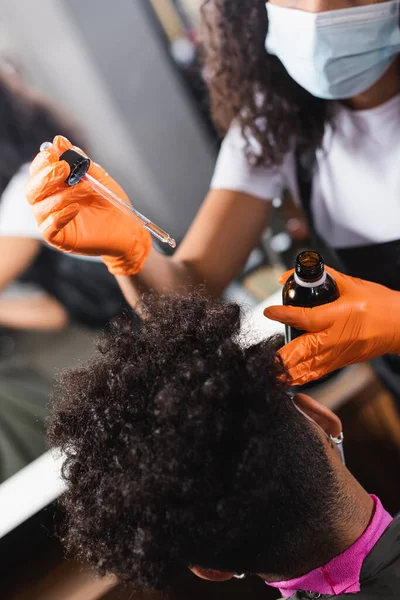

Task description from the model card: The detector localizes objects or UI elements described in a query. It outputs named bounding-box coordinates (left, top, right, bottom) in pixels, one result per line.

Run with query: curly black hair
left=48, top=294, right=340, bottom=590
left=200, top=0, right=330, bottom=166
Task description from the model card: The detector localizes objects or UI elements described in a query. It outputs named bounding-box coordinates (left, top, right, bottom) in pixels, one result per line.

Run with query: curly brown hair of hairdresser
left=200, top=0, right=329, bottom=166
left=48, top=294, right=339, bottom=590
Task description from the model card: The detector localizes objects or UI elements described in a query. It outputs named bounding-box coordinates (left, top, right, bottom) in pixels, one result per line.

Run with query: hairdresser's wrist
left=102, top=232, right=152, bottom=276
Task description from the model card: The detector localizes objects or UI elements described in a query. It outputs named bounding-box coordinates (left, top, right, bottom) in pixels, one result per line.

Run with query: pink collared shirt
left=266, top=495, right=392, bottom=597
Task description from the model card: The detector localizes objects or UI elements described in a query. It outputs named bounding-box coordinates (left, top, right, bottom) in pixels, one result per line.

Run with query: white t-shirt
left=0, top=164, right=101, bottom=262
left=211, top=93, right=400, bottom=249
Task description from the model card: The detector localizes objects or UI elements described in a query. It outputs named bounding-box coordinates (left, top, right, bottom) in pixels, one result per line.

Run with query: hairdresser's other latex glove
left=25, top=136, right=151, bottom=276
left=264, top=267, right=400, bottom=385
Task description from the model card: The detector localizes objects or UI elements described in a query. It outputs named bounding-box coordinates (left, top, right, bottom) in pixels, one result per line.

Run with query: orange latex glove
left=25, top=136, right=152, bottom=276
left=264, top=267, right=400, bottom=386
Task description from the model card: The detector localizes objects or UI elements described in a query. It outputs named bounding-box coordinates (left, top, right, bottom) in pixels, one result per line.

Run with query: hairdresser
left=26, top=1, right=400, bottom=389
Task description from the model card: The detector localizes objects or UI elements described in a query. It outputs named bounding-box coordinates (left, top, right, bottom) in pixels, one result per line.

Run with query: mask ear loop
left=291, top=398, right=345, bottom=465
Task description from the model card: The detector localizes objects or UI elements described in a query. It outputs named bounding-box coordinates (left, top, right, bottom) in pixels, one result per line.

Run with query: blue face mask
left=265, top=0, right=400, bottom=100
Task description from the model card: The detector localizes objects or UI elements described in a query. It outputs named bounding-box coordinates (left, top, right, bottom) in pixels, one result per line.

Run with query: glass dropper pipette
left=40, top=142, right=176, bottom=249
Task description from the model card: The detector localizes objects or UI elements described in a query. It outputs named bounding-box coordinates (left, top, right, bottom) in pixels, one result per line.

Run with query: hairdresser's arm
left=118, top=189, right=271, bottom=306
left=265, top=268, right=400, bottom=385
left=0, top=236, right=68, bottom=330
left=0, top=236, right=40, bottom=291
left=26, top=136, right=272, bottom=306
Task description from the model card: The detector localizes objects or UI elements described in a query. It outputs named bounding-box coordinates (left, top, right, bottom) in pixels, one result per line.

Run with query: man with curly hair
left=49, top=293, right=399, bottom=600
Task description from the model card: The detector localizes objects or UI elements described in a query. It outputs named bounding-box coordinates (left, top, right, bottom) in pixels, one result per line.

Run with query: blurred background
left=0, top=1, right=399, bottom=599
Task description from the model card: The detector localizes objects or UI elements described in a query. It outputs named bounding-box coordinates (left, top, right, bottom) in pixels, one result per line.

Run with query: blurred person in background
left=25, top=1, right=400, bottom=393
left=0, top=63, right=133, bottom=480
left=0, top=61, right=128, bottom=334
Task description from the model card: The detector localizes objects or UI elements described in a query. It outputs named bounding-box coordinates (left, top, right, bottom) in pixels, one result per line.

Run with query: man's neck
left=333, top=476, right=375, bottom=555
left=344, top=57, right=400, bottom=111
left=262, top=480, right=374, bottom=582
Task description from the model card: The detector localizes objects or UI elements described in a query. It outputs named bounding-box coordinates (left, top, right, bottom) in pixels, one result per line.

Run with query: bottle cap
left=295, top=250, right=324, bottom=282
left=59, top=149, right=90, bottom=186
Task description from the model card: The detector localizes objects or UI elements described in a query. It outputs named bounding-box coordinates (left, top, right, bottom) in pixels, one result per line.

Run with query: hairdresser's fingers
left=87, top=160, right=108, bottom=181
left=284, top=347, right=341, bottom=386
left=29, top=136, right=88, bottom=179
left=29, top=146, right=61, bottom=177
left=278, top=269, right=294, bottom=286
left=264, top=304, right=335, bottom=333
left=278, top=334, right=368, bottom=385
left=278, top=338, right=332, bottom=385
left=84, top=160, right=131, bottom=201
left=52, top=135, right=73, bottom=154
left=40, top=203, right=80, bottom=252
left=30, top=180, right=93, bottom=226
left=25, top=161, right=70, bottom=205
left=53, top=135, right=90, bottom=161
left=323, top=266, right=375, bottom=300
left=278, top=332, right=324, bottom=370
left=323, top=266, right=355, bottom=295
left=287, top=359, right=328, bottom=387
left=28, top=135, right=72, bottom=180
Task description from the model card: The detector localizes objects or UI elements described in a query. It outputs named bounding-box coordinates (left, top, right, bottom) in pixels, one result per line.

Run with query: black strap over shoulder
left=294, top=144, right=316, bottom=230
left=20, top=246, right=131, bottom=329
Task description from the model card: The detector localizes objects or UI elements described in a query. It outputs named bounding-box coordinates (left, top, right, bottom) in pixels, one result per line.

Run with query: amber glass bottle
left=282, top=251, right=339, bottom=343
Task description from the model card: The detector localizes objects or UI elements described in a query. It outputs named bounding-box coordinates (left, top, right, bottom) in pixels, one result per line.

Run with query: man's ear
left=190, top=566, right=234, bottom=582
left=294, top=393, right=342, bottom=438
